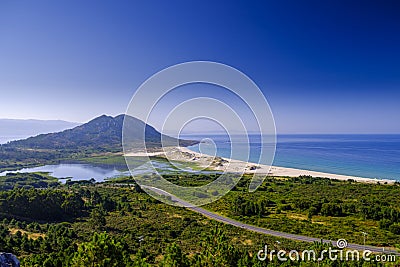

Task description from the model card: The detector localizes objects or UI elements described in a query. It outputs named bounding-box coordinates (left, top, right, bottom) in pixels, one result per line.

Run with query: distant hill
left=0, top=119, right=79, bottom=144
left=5, top=114, right=197, bottom=152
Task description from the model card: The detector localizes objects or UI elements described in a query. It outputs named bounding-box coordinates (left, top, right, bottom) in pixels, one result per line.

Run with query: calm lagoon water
left=0, top=161, right=181, bottom=183
left=185, top=134, right=400, bottom=181
left=0, top=160, right=215, bottom=183
left=0, top=163, right=130, bottom=183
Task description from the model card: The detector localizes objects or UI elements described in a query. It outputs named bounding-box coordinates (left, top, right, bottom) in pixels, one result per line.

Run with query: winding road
left=142, top=185, right=400, bottom=256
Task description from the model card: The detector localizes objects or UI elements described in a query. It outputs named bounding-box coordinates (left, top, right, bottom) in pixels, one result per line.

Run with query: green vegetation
left=0, top=182, right=306, bottom=266
left=79, top=154, right=132, bottom=167
left=107, top=173, right=400, bottom=247
left=2, top=115, right=398, bottom=265
left=204, top=175, right=400, bottom=247
left=0, top=172, right=60, bottom=190
left=0, top=173, right=398, bottom=266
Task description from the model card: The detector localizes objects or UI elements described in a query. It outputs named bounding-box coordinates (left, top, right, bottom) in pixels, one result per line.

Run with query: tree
left=91, top=191, right=102, bottom=206
left=132, top=249, right=150, bottom=267
left=161, top=243, right=188, bottom=267
left=193, top=225, right=242, bottom=266
left=62, top=193, right=84, bottom=217
left=389, top=223, right=400, bottom=235
left=308, top=206, right=318, bottom=221
left=321, top=203, right=343, bottom=217
left=89, top=207, right=107, bottom=230
left=71, top=232, right=130, bottom=267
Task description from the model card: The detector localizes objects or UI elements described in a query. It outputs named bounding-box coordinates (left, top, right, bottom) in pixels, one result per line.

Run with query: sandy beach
left=125, top=146, right=395, bottom=184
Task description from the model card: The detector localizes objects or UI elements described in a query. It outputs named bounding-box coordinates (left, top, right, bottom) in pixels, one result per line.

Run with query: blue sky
left=0, top=1, right=399, bottom=133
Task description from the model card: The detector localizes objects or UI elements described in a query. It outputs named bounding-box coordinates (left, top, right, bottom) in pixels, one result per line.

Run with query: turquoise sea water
left=185, top=134, right=400, bottom=181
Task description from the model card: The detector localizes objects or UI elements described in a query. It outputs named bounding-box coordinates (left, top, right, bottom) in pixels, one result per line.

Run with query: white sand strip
left=125, top=146, right=396, bottom=184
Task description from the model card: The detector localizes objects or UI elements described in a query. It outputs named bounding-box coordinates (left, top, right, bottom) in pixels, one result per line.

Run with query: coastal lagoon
left=0, top=160, right=217, bottom=183
left=0, top=163, right=130, bottom=183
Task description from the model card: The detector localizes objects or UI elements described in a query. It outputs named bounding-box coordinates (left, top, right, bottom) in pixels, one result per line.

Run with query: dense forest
left=0, top=173, right=399, bottom=266
left=0, top=173, right=59, bottom=191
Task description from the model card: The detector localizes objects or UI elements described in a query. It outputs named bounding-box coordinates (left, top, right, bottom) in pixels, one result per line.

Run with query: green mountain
left=5, top=114, right=197, bottom=152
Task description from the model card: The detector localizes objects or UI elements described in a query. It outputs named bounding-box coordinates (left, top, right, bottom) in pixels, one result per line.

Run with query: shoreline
left=125, top=146, right=396, bottom=184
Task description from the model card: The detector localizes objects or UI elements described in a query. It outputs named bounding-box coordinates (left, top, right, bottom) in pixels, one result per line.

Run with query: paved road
left=142, top=185, right=400, bottom=256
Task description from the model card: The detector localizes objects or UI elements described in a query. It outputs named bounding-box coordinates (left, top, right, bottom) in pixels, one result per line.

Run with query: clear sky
left=0, top=1, right=399, bottom=133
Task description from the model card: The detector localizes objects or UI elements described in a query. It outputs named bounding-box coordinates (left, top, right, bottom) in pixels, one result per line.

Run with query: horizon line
left=2, top=115, right=399, bottom=135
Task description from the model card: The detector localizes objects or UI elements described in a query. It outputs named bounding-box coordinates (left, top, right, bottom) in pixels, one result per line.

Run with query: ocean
left=184, top=134, right=400, bottom=181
